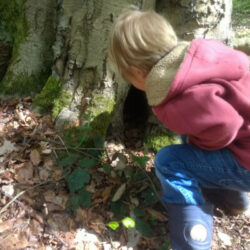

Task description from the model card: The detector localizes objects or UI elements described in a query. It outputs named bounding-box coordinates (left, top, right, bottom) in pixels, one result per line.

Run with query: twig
left=0, top=190, right=26, bottom=215
left=57, top=135, right=69, bottom=154
left=135, top=164, right=168, bottom=211
left=0, top=178, right=65, bottom=215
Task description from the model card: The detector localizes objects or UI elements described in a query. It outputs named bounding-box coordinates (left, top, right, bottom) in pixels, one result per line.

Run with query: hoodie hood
left=145, top=41, right=190, bottom=106
left=145, top=38, right=249, bottom=106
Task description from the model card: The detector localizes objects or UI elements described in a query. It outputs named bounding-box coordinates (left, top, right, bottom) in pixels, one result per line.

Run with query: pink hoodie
left=151, top=38, right=250, bottom=170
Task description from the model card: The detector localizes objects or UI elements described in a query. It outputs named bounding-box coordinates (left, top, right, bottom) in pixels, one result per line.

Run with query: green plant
left=233, top=0, right=250, bottom=14
left=57, top=124, right=106, bottom=215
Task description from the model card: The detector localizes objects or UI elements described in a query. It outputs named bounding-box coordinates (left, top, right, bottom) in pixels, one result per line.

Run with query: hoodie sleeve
left=163, top=84, right=244, bottom=150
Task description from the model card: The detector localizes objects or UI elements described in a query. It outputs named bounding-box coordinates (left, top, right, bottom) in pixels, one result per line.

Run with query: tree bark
left=0, top=0, right=235, bottom=148
left=49, top=0, right=156, bottom=134
left=0, top=0, right=56, bottom=97
left=156, top=0, right=232, bottom=43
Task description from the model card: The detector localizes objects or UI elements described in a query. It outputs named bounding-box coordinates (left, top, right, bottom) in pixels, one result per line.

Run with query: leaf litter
left=0, top=98, right=249, bottom=250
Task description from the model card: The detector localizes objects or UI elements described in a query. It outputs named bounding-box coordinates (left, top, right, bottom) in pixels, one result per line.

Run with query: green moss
left=144, top=129, right=180, bottom=152
left=86, top=94, right=116, bottom=136
left=0, top=0, right=40, bottom=97
left=52, top=91, right=72, bottom=120
left=34, top=76, right=71, bottom=119
left=0, top=0, right=24, bottom=41
left=0, top=0, right=27, bottom=51
left=1, top=69, right=50, bottom=96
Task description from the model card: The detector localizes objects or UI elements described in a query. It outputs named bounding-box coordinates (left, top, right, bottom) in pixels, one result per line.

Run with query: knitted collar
left=145, top=41, right=190, bottom=106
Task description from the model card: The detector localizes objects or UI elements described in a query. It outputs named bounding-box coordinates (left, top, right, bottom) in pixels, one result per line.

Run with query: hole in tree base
left=123, top=86, right=149, bottom=148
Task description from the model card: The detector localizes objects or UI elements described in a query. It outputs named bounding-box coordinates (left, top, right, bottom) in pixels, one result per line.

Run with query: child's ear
left=130, top=66, right=147, bottom=80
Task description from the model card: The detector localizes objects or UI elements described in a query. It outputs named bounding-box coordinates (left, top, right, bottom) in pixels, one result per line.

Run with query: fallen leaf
left=39, top=168, right=50, bottom=181
left=218, top=231, right=232, bottom=246
left=44, top=190, right=56, bottom=203
left=112, top=183, right=126, bottom=202
left=30, top=150, right=41, bottom=166
left=102, top=186, right=113, bottom=203
left=15, top=162, right=34, bottom=184
left=0, top=139, right=17, bottom=155
left=146, top=208, right=168, bottom=222
left=0, top=219, right=14, bottom=233
left=43, top=157, right=54, bottom=169
left=1, top=184, right=15, bottom=196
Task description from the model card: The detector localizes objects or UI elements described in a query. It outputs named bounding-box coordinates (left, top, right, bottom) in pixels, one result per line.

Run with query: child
left=108, top=10, right=250, bottom=250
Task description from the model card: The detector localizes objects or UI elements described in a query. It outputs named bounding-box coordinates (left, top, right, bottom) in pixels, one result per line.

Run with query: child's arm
left=160, top=84, right=244, bottom=150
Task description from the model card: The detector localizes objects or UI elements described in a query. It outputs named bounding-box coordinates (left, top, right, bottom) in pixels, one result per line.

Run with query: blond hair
left=108, top=10, right=178, bottom=80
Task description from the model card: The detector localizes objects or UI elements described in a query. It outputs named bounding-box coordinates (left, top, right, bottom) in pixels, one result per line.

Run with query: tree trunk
left=0, top=0, right=56, bottom=97
left=156, top=0, right=232, bottom=43
left=0, top=0, right=235, bottom=148
left=36, top=0, right=156, bottom=135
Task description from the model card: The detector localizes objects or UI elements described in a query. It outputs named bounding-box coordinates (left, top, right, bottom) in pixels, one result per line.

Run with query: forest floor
left=1, top=12, right=250, bottom=250
left=0, top=97, right=250, bottom=250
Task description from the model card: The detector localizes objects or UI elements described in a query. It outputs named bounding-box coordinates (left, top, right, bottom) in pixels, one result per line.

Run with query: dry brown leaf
left=51, top=169, right=63, bottom=180
left=101, top=186, right=113, bottom=203
left=30, top=150, right=41, bottom=166
left=44, top=190, right=68, bottom=209
left=15, top=162, right=34, bottom=184
left=75, top=208, right=89, bottom=226
left=43, top=157, right=54, bottom=169
left=39, top=168, right=50, bottom=181
left=44, top=190, right=56, bottom=203
left=47, top=213, right=71, bottom=232
left=0, top=219, right=14, bottom=233
left=146, top=208, right=168, bottom=222
left=0, top=232, right=29, bottom=249
left=29, top=219, right=43, bottom=235
left=112, top=183, right=126, bottom=202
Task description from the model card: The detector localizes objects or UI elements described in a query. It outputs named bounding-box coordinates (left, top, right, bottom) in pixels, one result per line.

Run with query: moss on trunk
left=85, top=94, right=116, bottom=136
left=0, top=0, right=56, bottom=97
left=33, top=76, right=72, bottom=120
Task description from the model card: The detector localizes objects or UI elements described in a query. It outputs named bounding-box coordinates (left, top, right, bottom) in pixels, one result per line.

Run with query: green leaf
left=135, top=218, right=152, bottom=237
left=159, top=240, right=171, bottom=250
left=122, top=217, right=135, bottom=228
left=58, top=154, right=79, bottom=167
left=141, top=188, right=159, bottom=206
left=103, top=163, right=111, bottom=174
left=66, top=169, right=90, bottom=192
left=111, top=201, right=127, bottom=220
left=77, top=134, right=87, bottom=145
left=66, top=189, right=91, bottom=214
left=94, top=136, right=104, bottom=148
left=134, top=208, right=144, bottom=218
left=132, top=155, right=150, bottom=168
left=78, top=189, right=91, bottom=208
left=79, top=158, right=96, bottom=168
left=108, top=221, right=120, bottom=230
left=66, top=195, right=80, bottom=215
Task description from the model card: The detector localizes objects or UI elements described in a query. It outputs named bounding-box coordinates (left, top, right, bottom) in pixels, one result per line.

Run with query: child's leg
left=180, top=134, right=249, bottom=214
left=154, top=144, right=250, bottom=250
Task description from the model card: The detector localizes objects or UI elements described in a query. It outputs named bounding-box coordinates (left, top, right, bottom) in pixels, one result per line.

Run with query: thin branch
left=135, top=164, right=168, bottom=211
left=57, top=135, right=69, bottom=154
left=0, top=178, right=65, bottom=215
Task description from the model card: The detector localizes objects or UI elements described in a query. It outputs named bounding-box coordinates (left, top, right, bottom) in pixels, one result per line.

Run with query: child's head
left=108, top=10, right=178, bottom=82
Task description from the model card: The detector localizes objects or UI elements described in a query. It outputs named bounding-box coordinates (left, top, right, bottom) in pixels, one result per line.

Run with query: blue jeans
left=154, top=143, right=250, bottom=205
